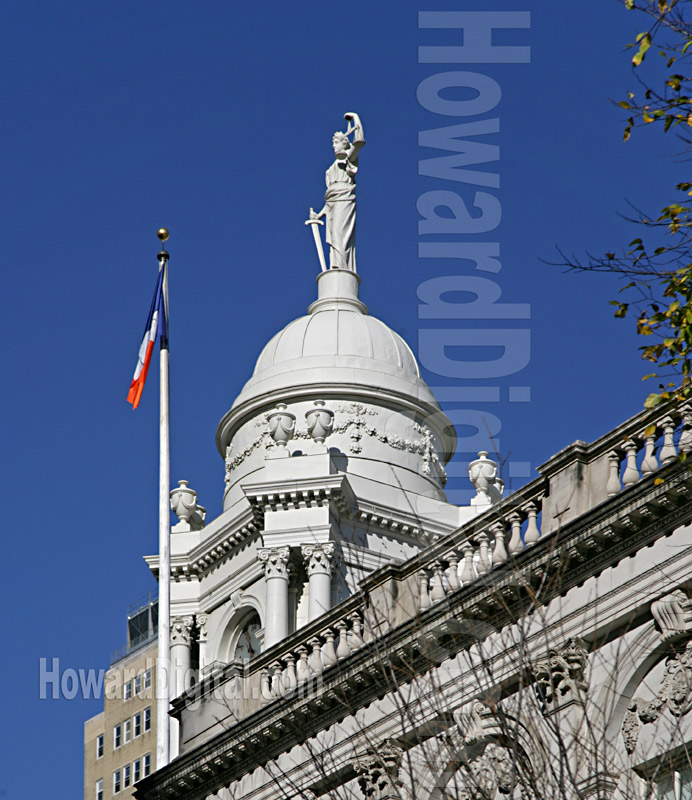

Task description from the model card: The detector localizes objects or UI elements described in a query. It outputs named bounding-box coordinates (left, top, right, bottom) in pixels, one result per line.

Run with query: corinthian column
left=169, top=615, right=195, bottom=699
left=169, top=614, right=194, bottom=760
left=258, top=547, right=291, bottom=649
left=301, top=543, right=335, bottom=622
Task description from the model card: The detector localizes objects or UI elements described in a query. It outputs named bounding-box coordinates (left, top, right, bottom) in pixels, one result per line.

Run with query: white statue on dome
left=306, top=112, right=365, bottom=273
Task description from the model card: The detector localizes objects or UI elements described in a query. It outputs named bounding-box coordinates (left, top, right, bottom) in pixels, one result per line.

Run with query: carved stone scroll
left=651, top=590, right=692, bottom=642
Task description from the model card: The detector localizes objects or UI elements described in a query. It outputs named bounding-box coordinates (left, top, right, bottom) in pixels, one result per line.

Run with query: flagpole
left=156, top=228, right=171, bottom=769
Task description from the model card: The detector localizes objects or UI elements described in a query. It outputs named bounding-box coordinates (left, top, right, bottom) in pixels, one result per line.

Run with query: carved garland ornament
left=621, top=639, right=692, bottom=754
left=352, top=739, right=403, bottom=800
left=457, top=743, right=519, bottom=800
left=225, top=403, right=446, bottom=484
left=534, top=638, right=588, bottom=712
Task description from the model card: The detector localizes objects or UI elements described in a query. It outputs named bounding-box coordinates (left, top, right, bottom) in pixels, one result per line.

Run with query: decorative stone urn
left=468, top=451, right=503, bottom=507
left=267, top=403, right=296, bottom=447
left=170, top=480, right=206, bottom=530
left=305, top=400, right=334, bottom=444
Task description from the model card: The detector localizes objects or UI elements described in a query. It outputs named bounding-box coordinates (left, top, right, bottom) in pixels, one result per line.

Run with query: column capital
left=301, top=542, right=336, bottom=576
left=170, top=615, right=195, bottom=647
left=258, top=546, right=291, bottom=580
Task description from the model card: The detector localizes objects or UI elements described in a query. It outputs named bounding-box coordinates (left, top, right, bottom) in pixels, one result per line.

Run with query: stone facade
left=123, top=267, right=692, bottom=800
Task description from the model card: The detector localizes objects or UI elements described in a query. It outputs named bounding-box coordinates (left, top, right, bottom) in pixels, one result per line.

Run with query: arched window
left=231, top=612, right=261, bottom=662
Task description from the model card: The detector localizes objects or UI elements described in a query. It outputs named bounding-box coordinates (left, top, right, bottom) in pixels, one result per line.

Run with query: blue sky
left=0, top=2, right=680, bottom=797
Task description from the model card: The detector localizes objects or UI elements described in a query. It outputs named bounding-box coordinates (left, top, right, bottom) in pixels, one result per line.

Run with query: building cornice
left=135, top=459, right=692, bottom=800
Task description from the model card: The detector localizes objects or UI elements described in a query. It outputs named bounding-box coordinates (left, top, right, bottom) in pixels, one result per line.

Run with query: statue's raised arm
left=307, top=112, right=366, bottom=273
left=344, top=112, right=365, bottom=162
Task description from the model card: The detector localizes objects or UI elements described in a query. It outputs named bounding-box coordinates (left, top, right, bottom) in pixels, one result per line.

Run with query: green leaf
left=633, top=34, right=651, bottom=67
left=644, top=393, right=665, bottom=409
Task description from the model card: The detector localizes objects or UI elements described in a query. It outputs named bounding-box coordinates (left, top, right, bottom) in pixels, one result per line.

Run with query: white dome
left=215, top=269, right=457, bottom=511
left=254, top=307, right=420, bottom=379
left=218, top=270, right=448, bottom=438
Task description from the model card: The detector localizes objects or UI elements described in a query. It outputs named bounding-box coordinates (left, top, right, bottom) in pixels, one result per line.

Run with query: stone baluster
left=430, top=560, right=447, bottom=602
left=283, top=653, right=297, bottom=694
left=460, top=541, right=476, bottom=584
left=659, top=416, right=678, bottom=463
left=296, top=645, right=310, bottom=683
left=606, top=451, right=622, bottom=497
left=301, top=543, right=336, bottom=622
left=622, top=440, right=641, bottom=488
left=322, top=629, right=338, bottom=668
left=271, top=662, right=283, bottom=699
left=349, top=611, right=364, bottom=649
left=476, top=533, right=491, bottom=575
left=446, top=551, right=460, bottom=592
left=679, top=405, right=692, bottom=452
left=640, top=430, right=659, bottom=475
left=507, top=512, right=523, bottom=556
left=524, top=502, right=541, bottom=546
left=491, top=522, right=508, bottom=566
left=260, top=668, right=272, bottom=701
left=418, top=570, right=431, bottom=611
left=258, top=547, right=291, bottom=648
left=336, top=619, right=351, bottom=660
left=309, top=637, right=324, bottom=675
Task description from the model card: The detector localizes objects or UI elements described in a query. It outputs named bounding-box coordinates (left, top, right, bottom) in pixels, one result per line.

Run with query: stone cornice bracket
left=170, top=615, right=195, bottom=647
left=534, top=638, right=588, bottom=714
left=576, top=771, right=620, bottom=800
left=453, top=699, right=493, bottom=746
left=243, top=473, right=357, bottom=517
left=257, top=546, right=291, bottom=580
left=651, top=589, right=692, bottom=642
left=301, top=542, right=336, bottom=576
left=353, top=739, right=404, bottom=800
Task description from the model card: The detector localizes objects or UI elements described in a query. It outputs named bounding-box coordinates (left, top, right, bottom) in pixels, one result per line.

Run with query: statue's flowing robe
left=324, top=134, right=363, bottom=272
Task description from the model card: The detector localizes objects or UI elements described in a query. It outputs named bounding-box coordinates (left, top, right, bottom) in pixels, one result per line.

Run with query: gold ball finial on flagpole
left=157, top=228, right=170, bottom=261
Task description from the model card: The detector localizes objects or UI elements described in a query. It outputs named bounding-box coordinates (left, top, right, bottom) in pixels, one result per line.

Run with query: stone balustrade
left=604, top=404, right=692, bottom=497
left=417, top=493, right=544, bottom=612
left=260, top=609, right=365, bottom=701
left=173, top=398, right=692, bottom=750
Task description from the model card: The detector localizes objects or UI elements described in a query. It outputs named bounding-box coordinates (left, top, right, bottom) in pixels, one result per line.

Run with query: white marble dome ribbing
left=216, top=269, right=457, bottom=512
left=253, top=295, right=419, bottom=379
